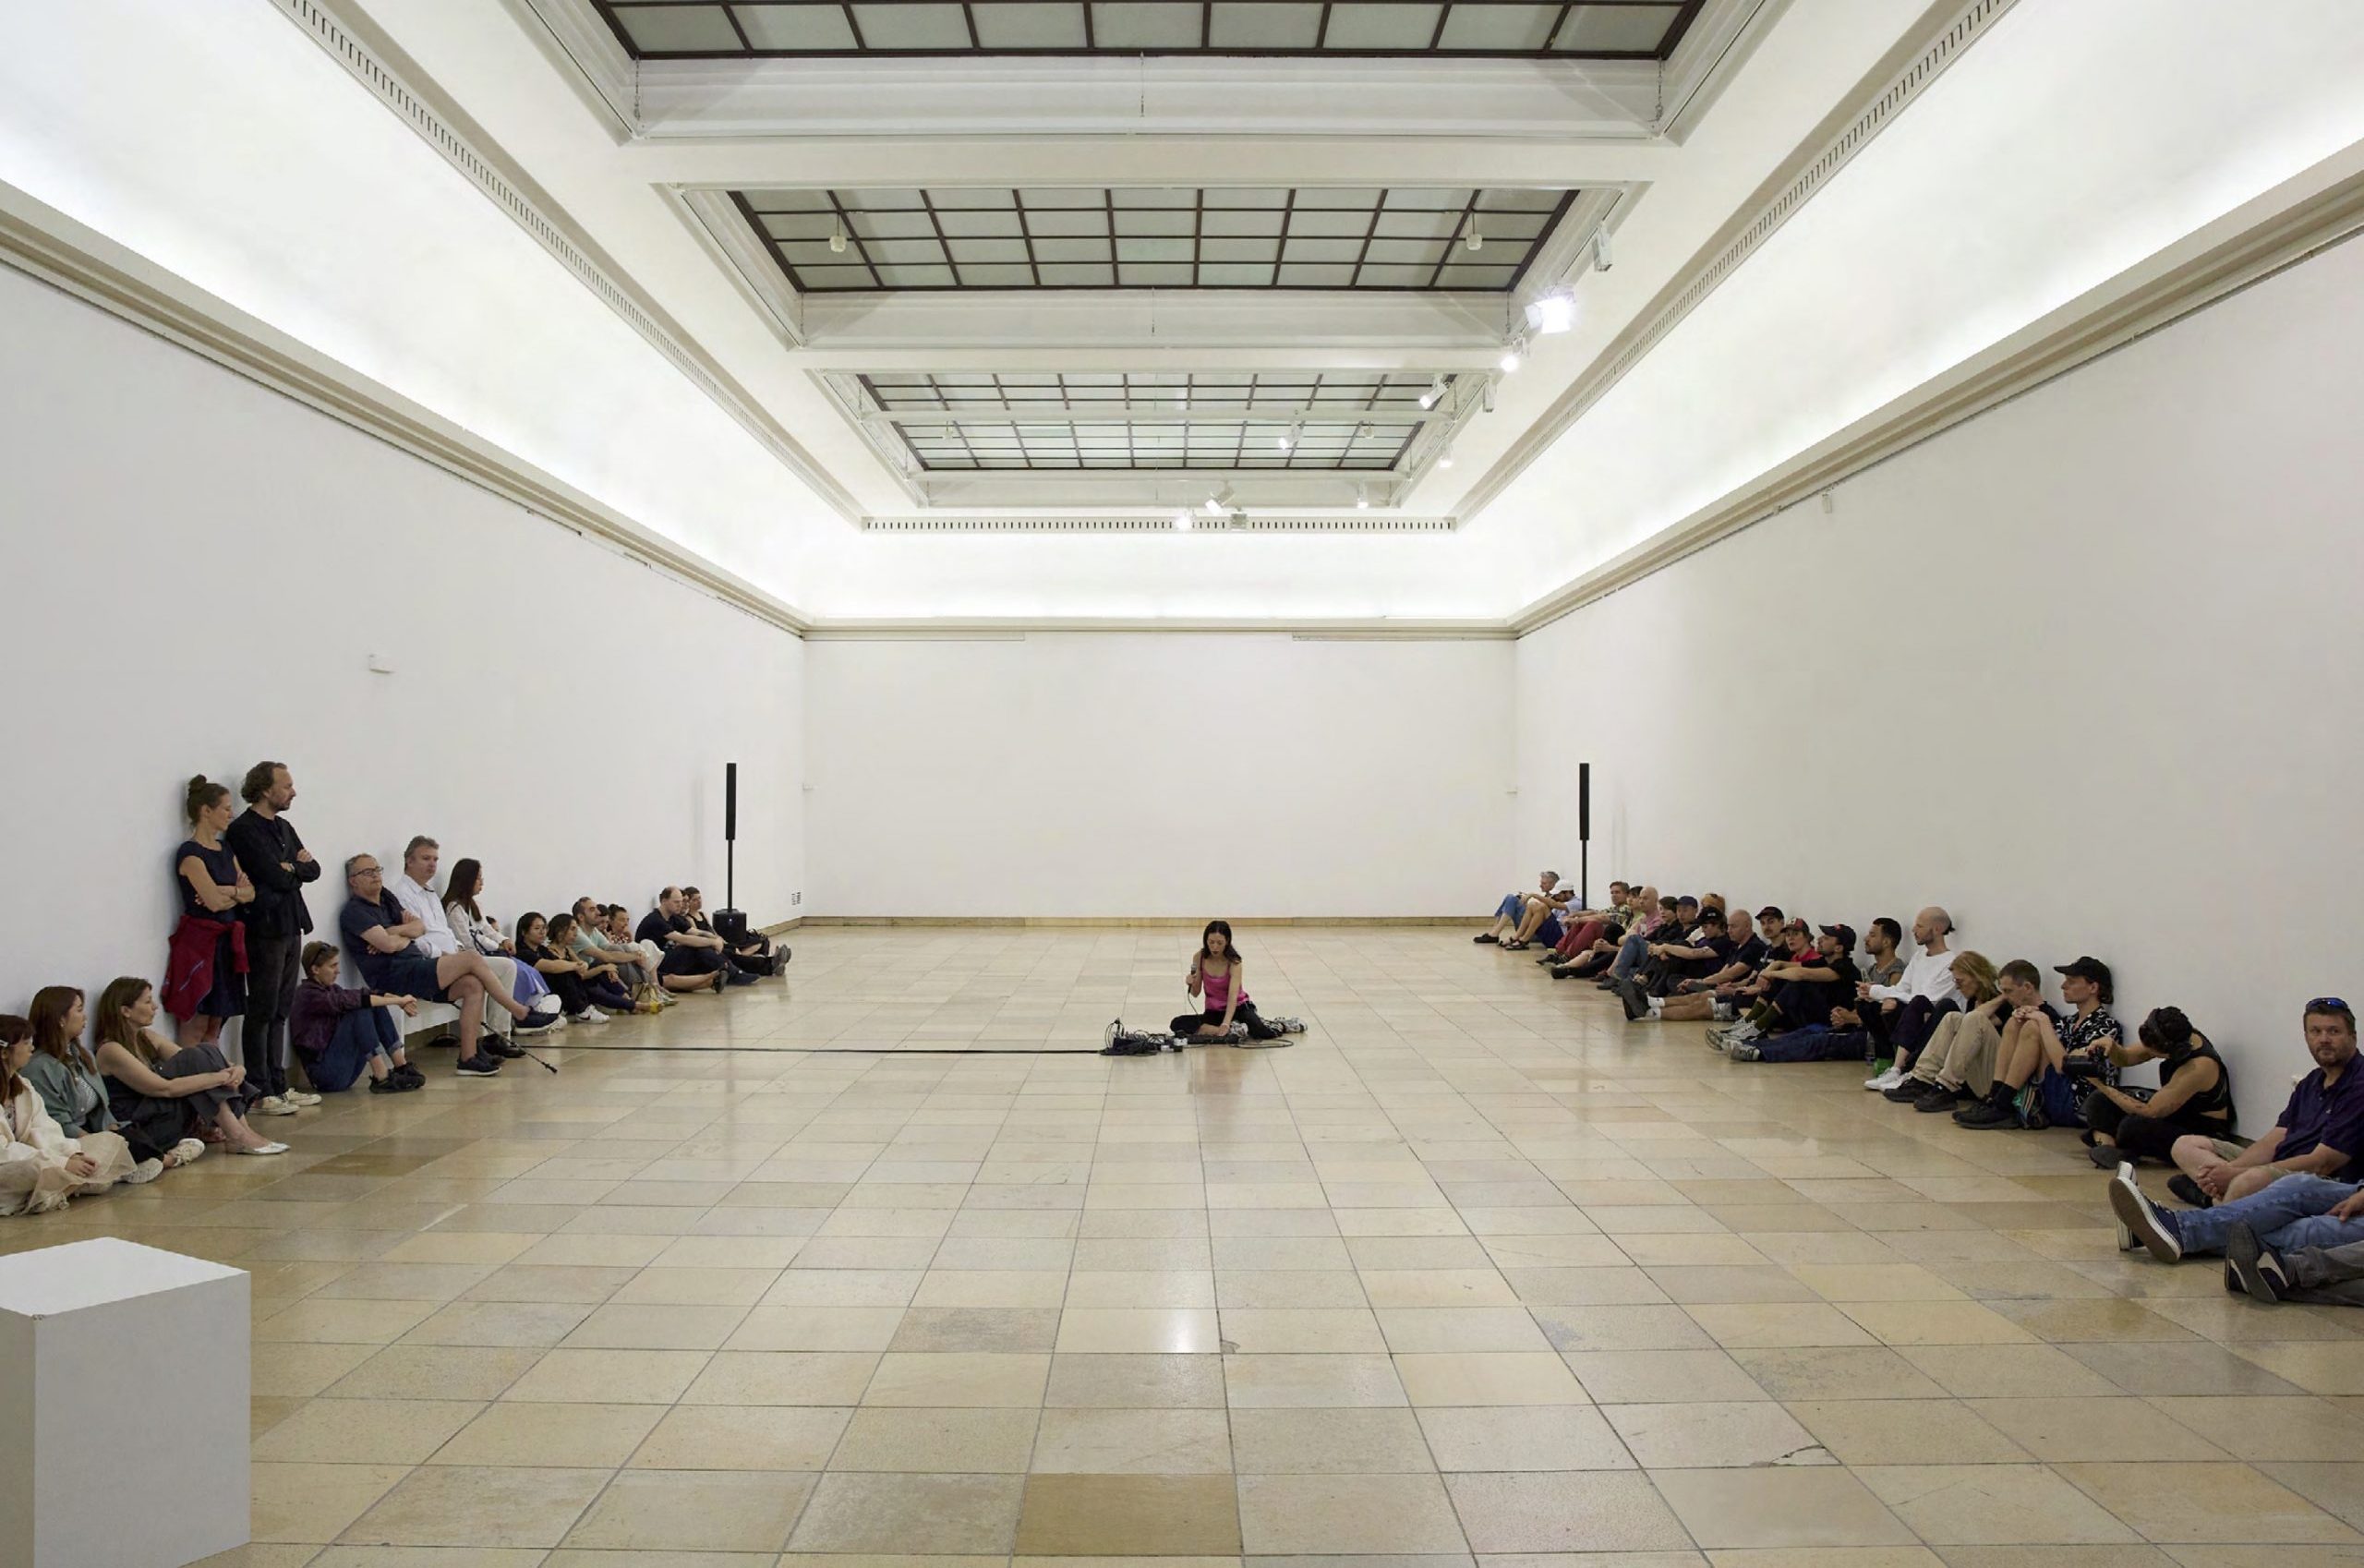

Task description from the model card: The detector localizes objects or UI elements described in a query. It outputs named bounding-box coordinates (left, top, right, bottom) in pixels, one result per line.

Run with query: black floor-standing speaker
left=1578, top=762, right=1591, bottom=911
left=714, top=762, right=752, bottom=947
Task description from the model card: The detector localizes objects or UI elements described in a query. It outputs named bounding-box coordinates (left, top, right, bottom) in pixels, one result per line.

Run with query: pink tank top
left=1201, top=961, right=1247, bottom=1008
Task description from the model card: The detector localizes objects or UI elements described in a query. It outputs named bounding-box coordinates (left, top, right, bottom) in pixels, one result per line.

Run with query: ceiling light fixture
left=1202, top=484, right=1236, bottom=517
left=1500, top=335, right=1526, bottom=374
left=1465, top=218, right=1483, bottom=253
left=1276, top=418, right=1303, bottom=452
left=1524, top=289, right=1576, bottom=335
left=1418, top=374, right=1448, bottom=410
left=828, top=216, right=848, bottom=254
left=1593, top=225, right=1613, bottom=271
left=1437, top=444, right=1456, bottom=470
left=1355, top=485, right=1370, bottom=511
left=1173, top=508, right=1195, bottom=530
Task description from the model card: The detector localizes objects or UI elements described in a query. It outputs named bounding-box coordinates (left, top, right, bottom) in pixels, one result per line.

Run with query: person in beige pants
left=2, top=1015, right=151, bottom=1216
left=1893, top=955, right=2040, bottom=1113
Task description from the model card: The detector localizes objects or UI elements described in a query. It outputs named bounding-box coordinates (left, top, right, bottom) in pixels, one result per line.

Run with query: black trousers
left=1171, top=1004, right=1281, bottom=1042
left=243, top=929, right=301, bottom=1098
left=2086, top=1095, right=2230, bottom=1163
left=1872, top=995, right=1959, bottom=1067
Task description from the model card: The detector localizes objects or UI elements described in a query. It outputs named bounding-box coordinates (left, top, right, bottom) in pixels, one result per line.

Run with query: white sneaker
left=577, top=1007, right=609, bottom=1025
left=283, top=1090, right=322, bottom=1108
left=122, top=1158, right=165, bottom=1185
left=1864, top=1066, right=1906, bottom=1092
left=235, top=1141, right=291, bottom=1156
left=254, top=1094, right=300, bottom=1116
left=171, top=1138, right=206, bottom=1166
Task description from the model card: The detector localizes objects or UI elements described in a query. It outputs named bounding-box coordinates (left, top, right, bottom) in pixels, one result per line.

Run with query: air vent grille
left=862, top=514, right=1456, bottom=534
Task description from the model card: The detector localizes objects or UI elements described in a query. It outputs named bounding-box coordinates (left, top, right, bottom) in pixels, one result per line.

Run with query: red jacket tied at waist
left=164, top=913, right=248, bottom=1021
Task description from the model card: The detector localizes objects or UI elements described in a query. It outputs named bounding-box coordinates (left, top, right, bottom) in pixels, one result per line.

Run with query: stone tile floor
left=9, top=924, right=2363, bottom=1566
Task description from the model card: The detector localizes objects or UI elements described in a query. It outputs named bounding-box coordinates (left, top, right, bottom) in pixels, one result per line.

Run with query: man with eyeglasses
left=339, top=855, right=539, bottom=1077
left=2110, top=998, right=2364, bottom=1276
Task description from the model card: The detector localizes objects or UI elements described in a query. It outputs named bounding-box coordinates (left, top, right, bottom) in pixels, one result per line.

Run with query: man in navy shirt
left=2111, top=998, right=2364, bottom=1267
left=339, top=854, right=537, bottom=1076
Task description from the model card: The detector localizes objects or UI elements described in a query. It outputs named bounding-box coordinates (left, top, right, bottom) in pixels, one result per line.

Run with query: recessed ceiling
left=598, top=2, right=1698, bottom=60
left=736, top=186, right=1576, bottom=292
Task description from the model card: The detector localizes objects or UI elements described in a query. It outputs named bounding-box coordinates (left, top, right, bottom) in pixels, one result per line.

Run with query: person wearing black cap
left=1954, top=956, right=2123, bottom=1129
left=2079, top=1006, right=2234, bottom=1170
left=1715, top=923, right=1861, bottom=1054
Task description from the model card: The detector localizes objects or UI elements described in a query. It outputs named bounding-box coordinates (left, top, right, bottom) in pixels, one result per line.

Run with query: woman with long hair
left=90, top=977, right=287, bottom=1157
left=19, top=985, right=198, bottom=1170
left=3, top=1012, right=158, bottom=1215
left=1169, top=922, right=1302, bottom=1043
left=2081, top=1006, right=2235, bottom=1169
left=166, top=776, right=253, bottom=1048
left=1890, top=953, right=2023, bottom=1110
left=444, top=858, right=556, bottom=1009
left=517, top=911, right=630, bottom=1024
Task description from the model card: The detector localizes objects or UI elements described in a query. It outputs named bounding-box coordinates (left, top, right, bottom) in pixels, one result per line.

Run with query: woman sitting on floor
left=292, top=942, right=426, bottom=1093
left=2081, top=1005, right=2234, bottom=1169
left=518, top=911, right=629, bottom=1023
left=3, top=1012, right=159, bottom=1215
left=1170, top=921, right=1303, bottom=1043
left=22, top=984, right=199, bottom=1171
left=90, top=976, right=288, bottom=1157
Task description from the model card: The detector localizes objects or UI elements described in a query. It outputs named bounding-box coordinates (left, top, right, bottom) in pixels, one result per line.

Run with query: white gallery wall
left=1514, top=234, right=2364, bottom=1131
left=805, top=633, right=1514, bottom=919
left=0, top=264, right=805, bottom=1007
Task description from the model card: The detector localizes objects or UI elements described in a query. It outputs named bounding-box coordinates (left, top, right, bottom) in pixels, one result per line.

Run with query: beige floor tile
left=1056, top=1307, right=1223, bottom=1353
left=1357, top=1269, right=1521, bottom=1308
left=833, top=1405, right=1043, bottom=1470
left=1215, top=1269, right=1369, bottom=1309
left=1686, top=1303, right=1879, bottom=1349
left=863, top=1350, right=1053, bottom=1405
left=1442, top=1470, right=1692, bottom=1552
left=252, top=1396, right=482, bottom=1464
left=251, top=1341, right=381, bottom=1398
left=1905, top=1345, right=2128, bottom=1399
left=727, top=1305, right=909, bottom=1350
left=1729, top=1345, right=1948, bottom=1401
left=1219, top=1308, right=1387, bottom=1353
left=1377, top=1306, right=1552, bottom=1353
left=1839, top=1301, right=2037, bottom=1347
left=2253, top=1462, right=2364, bottom=1533
left=2142, top=1397, right=2364, bottom=1462
left=1230, top=1406, right=1436, bottom=1473
left=1417, top=1404, right=1635, bottom=1470
left=501, top=1346, right=712, bottom=1403
left=1009, top=1472, right=1240, bottom=1555
left=779, top=1470, right=1024, bottom=1554
left=682, top=1350, right=880, bottom=1405
left=607, top=1265, right=782, bottom=1306
left=629, top=1403, right=851, bottom=1469
left=341, top=1465, right=611, bottom=1549
left=911, top=1268, right=1071, bottom=1308
left=1652, top=1466, right=1917, bottom=1549
left=1604, top=1402, right=1829, bottom=1468
left=1565, top=1348, right=1772, bottom=1403
left=1855, top=1465, right=2138, bottom=1545
left=1395, top=1351, right=1586, bottom=1406
left=2056, top=1461, right=2364, bottom=1544
left=429, top=1399, right=664, bottom=1467
left=1067, top=1270, right=1220, bottom=1309
left=1236, top=1472, right=1466, bottom=1554
left=250, top=1462, right=411, bottom=1544
left=1031, top=1406, right=1234, bottom=1472
left=1535, top=1304, right=1716, bottom=1351
left=324, top=1345, right=547, bottom=1402
left=890, top=1306, right=1064, bottom=1352
left=256, top=1297, right=440, bottom=1345
left=1223, top=1352, right=1408, bottom=1407
left=1963, top=1398, right=2230, bottom=1461
left=1048, top=1352, right=1229, bottom=1408
left=1791, top=1264, right=1968, bottom=1302
left=1787, top=1399, right=2032, bottom=1465
left=562, top=1469, right=818, bottom=1552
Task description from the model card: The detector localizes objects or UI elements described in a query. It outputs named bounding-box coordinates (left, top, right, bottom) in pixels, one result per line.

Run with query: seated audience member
left=90, top=976, right=286, bottom=1156
left=342, top=854, right=540, bottom=1076
left=570, top=897, right=668, bottom=1006
left=1888, top=953, right=2020, bottom=1107
left=1562, top=892, right=1673, bottom=983
left=1607, top=895, right=1702, bottom=986
left=394, top=838, right=551, bottom=1022
left=22, top=986, right=194, bottom=1170
left=1616, top=907, right=1732, bottom=1019
left=521, top=912, right=633, bottom=1022
left=1954, top=956, right=2122, bottom=1130
left=607, top=904, right=666, bottom=978
left=1861, top=906, right=1964, bottom=1092
left=291, top=941, right=423, bottom=1093
left=1642, top=907, right=1774, bottom=1022
left=1477, top=870, right=1573, bottom=947
left=684, top=887, right=789, bottom=975
left=1703, top=919, right=1816, bottom=1044
left=1717, top=924, right=1863, bottom=1060
left=1546, top=885, right=1639, bottom=973
left=637, top=887, right=745, bottom=992
left=2081, top=1006, right=2234, bottom=1170
left=2154, top=996, right=2362, bottom=1208
left=3, top=1011, right=158, bottom=1214
left=444, top=858, right=519, bottom=962
left=1853, top=918, right=1907, bottom=995
left=2220, top=1208, right=2364, bottom=1306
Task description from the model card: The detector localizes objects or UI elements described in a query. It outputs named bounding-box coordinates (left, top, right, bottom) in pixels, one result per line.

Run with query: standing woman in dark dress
left=167, top=777, right=253, bottom=1050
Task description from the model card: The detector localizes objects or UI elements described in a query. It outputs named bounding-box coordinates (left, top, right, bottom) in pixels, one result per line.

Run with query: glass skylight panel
left=597, top=1, right=1689, bottom=56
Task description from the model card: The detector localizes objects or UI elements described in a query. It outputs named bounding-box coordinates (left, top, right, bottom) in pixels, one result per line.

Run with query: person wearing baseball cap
left=1954, top=956, right=2126, bottom=1130
left=1714, top=923, right=1863, bottom=1055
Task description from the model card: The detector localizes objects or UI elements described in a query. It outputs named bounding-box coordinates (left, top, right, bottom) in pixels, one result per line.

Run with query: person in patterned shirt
left=1954, top=956, right=2122, bottom=1129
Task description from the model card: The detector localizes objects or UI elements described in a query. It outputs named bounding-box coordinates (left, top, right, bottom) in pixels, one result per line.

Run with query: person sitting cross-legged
left=1573, top=893, right=1680, bottom=983
left=1717, top=924, right=1863, bottom=1061
left=291, top=942, right=424, bottom=1094
left=568, top=897, right=668, bottom=1008
left=1537, top=881, right=1631, bottom=967
left=1615, top=906, right=1732, bottom=1019
left=1888, top=953, right=2023, bottom=1110
left=2080, top=1006, right=2234, bottom=1171
left=1954, top=956, right=2122, bottom=1130
left=1477, top=870, right=1574, bottom=948
left=1549, top=885, right=1646, bottom=977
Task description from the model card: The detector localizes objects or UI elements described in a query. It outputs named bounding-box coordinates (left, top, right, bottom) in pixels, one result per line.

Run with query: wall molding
left=1508, top=152, right=2364, bottom=633
left=0, top=178, right=813, bottom=638
left=267, top=0, right=862, bottom=522
left=1457, top=0, right=2020, bottom=524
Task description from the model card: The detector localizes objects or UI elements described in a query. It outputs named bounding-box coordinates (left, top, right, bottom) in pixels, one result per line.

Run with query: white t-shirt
left=390, top=874, right=460, bottom=959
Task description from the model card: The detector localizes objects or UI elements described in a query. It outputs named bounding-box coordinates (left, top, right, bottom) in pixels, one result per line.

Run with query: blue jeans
left=1494, top=894, right=1525, bottom=920
left=310, top=1006, right=402, bottom=1092
left=2173, top=1173, right=2364, bottom=1255
left=1609, top=932, right=1651, bottom=979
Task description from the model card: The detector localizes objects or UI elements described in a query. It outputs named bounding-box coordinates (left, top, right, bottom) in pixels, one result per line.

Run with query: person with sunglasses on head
left=2080, top=1006, right=2233, bottom=1171
left=2111, top=998, right=2364, bottom=1276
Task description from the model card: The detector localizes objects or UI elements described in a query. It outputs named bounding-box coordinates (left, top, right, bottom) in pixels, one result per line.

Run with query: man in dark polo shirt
left=635, top=887, right=741, bottom=993
left=2110, top=998, right=2364, bottom=1266
left=340, top=854, right=537, bottom=1076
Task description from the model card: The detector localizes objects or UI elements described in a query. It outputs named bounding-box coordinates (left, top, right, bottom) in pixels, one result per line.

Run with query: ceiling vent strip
left=862, top=515, right=1456, bottom=534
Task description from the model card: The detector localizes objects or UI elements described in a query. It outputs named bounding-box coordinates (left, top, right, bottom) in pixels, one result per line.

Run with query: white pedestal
left=0, top=1237, right=249, bottom=1568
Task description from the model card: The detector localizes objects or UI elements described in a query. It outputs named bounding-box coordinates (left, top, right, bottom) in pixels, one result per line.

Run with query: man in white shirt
left=1860, top=905, right=1964, bottom=1092
left=390, top=837, right=547, bottom=1050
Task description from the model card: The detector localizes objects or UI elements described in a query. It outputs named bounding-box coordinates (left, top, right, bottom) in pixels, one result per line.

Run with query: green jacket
left=20, top=1050, right=116, bottom=1138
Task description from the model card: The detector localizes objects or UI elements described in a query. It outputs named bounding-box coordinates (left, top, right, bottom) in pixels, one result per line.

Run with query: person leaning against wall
left=224, top=760, right=323, bottom=1116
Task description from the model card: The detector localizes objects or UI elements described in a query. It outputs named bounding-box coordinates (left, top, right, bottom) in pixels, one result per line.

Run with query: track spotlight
left=1173, top=508, right=1195, bottom=530
left=1202, top=484, right=1236, bottom=517
left=1592, top=225, right=1613, bottom=271
left=1500, top=338, right=1525, bottom=373
left=1276, top=418, right=1303, bottom=452
left=1465, top=218, right=1483, bottom=253
left=1437, top=444, right=1456, bottom=470
left=1418, top=373, right=1447, bottom=410
left=1523, top=289, right=1576, bottom=335
left=1355, top=484, right=1370, bottom=511
left=829, top=216, right=848, bottom=254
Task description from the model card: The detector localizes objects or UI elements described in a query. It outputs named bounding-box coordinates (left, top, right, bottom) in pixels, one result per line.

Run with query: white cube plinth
left=0, top=1238, right=249, bottom=1568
